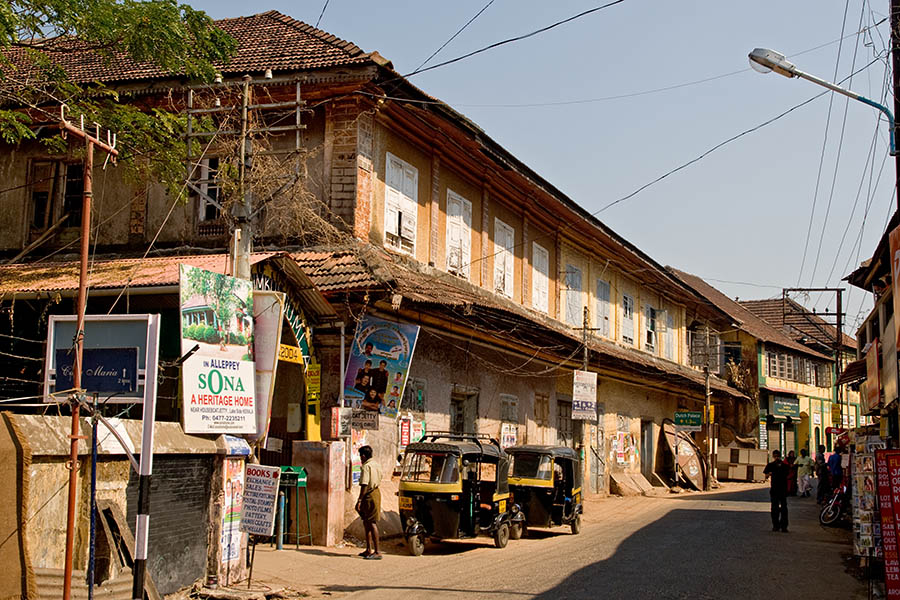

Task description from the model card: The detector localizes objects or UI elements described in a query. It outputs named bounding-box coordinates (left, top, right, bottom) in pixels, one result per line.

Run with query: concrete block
left=748, top=465, right=766, bottom=482
left=748, top=449, right=769, bottom=465
left=737, top=449, right=751, bottom=464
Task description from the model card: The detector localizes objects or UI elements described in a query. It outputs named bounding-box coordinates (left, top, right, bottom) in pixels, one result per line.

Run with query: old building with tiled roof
left=0, top=13, right=763, bottom=590
left=669, top=268, right=862, bottom=455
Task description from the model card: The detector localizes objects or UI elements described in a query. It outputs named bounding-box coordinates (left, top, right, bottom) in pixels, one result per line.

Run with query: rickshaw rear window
left=401, top=452, right=459, bottom=483
left=510, top=453, right=552, bottom=480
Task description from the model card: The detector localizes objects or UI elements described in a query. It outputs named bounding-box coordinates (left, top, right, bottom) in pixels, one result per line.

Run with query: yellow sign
left=707, top=405, right=715, bottom=422
left=831, top=402, right=841, bottom=423
left=399, top=496, right=413, bottom=510
left=498, top=500, right=506, bottom=513
left=306, top=363, right=321, bottom=400
left=278, top=344, right=303, bottom=364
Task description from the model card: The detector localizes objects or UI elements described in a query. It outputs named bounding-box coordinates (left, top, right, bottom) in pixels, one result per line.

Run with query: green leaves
left=0, top=0, right=237, bottom=199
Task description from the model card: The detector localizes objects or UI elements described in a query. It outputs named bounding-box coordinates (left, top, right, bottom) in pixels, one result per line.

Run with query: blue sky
left=192, top=0, right=893, bottom=334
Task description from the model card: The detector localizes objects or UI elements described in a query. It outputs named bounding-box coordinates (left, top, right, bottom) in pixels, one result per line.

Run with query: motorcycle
left=819, top=480, right=850, bottom=526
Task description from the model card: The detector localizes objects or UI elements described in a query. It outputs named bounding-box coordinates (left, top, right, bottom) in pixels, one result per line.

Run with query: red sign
left=399, top=417, right=411, bottom=447
left=889, top=225, right=900, bottom=348
left=876, top=450, right=900, bottom=596
left=867, top=339, right=882, bottom=413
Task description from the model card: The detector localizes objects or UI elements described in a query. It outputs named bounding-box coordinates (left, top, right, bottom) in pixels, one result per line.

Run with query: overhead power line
left=414, top=0, right=497, bottom=72
left=401, top=0, right=628, bottom=79
left=315, top=0, right=330, bottom=28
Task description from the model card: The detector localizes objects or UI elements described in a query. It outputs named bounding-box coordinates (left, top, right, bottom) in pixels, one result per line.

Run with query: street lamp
left=748, top=47, right=897, bottom=156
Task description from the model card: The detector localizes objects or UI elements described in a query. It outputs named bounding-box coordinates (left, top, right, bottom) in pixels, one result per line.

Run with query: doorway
left=640, top=420, right=654, bottom=480
left=557, top=398, right=573, bottom=447
left=450, top=387, right=478, bottom=434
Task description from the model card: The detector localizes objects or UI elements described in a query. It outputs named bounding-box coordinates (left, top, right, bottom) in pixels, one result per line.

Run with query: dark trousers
left=770, top=492, right=788, bottom=530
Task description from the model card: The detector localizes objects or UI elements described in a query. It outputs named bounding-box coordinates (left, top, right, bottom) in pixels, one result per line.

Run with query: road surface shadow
left=532, top=486, right=864, bottom=600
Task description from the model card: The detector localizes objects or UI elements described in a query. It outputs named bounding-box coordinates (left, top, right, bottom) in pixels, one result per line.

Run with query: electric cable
left=796, top=0, right=852, bottom=288
left=414, top=0, right=496, bottom=73
left=315, top=0, right=330, bottom=28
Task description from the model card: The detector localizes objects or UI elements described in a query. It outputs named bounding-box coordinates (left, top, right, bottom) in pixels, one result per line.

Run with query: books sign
left=241, top=465, right=281, bottom=537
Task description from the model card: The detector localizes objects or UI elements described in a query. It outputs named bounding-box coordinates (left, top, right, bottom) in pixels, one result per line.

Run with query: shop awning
left=836, top=358, right=866, bottom=385
left=760, top=384, right=799, bottom=397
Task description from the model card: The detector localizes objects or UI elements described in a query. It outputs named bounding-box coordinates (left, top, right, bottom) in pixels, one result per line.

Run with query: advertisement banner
left=876, top=450, right=900, bottom=596
left=572, top=370, right=597, bottom=421
left=221, top=458, right=245, bottom=563
left=241, top=465, right=281, bottom=537
left=867, top=339, right=882, bottom=414
left=249, top=291, right=284, bottom=443
left=342, top=316, right=420, bottom=417
left=890, top=224, right=900, bottom=349
left=180, top=264, right=257, bottom=434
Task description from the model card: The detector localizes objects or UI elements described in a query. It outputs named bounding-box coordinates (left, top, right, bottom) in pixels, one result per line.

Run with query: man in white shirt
left=356, top=445, right=383, bottom=559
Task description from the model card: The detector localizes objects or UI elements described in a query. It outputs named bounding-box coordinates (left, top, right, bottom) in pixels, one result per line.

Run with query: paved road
left=251, top=484, right=866, bottom=600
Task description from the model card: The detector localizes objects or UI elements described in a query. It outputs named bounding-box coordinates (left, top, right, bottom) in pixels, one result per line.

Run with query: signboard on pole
left=876, top=450, right=900, bottom=596
left=55, top=347, right=138, bottom=394
left=342, top=316, right=419, bottom=416
left=674, top=411, right=702, bottom=432
left=866, top=339, right=882, bottom=413
left=44, top=314, right=154, bottom=403
left=180, top=264, right=257, bottom=434
left=572, top=370, right=597, bottom=421
left=241, top=465, right=281, bottom=536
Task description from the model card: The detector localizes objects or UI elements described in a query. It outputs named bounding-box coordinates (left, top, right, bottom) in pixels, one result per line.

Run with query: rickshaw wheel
left=406, top=533, right=425, bottom=556
left=570, top=514, right=582, bottom=535
left=509, top=520, right=524, bottom=540
left=493, top=522, right=510, bottom=548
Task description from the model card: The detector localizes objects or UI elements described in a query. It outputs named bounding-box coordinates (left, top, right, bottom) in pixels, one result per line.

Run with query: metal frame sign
left=572, top=370, right=597, bottom=421
left=241, top=465, right=281, bottom=536
left=180, top=265, right=257, bottom=434
left=44, top=314, right=156, bottom=403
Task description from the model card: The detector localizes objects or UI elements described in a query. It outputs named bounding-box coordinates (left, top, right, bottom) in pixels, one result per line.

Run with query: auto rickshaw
left=507, top=445, right=583, bottom=536
left=398, top=432, right=521, bottom=556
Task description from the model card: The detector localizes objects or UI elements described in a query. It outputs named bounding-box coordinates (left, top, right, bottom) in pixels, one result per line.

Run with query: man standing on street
left=764, top=449, right=790, bottom=532
left=795, top=448, right=814, bottom=497
left=356, top=445, right=383, bottom=559
left=815, top=444, right=830, bottom=504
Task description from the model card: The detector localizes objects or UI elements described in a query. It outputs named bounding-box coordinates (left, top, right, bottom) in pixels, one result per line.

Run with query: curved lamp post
left=748, top=47, right=897, bottom=156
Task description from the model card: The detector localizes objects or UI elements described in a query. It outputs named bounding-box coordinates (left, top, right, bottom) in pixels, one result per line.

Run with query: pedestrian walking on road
left=764, top=449, right=790, bottom=533
left=356, top=445, right=383, bottom=560
left=815, top=445, right=830, bottom=504
left=828, top=446, right=845, bottom=489
left=795, top=448, right=814, bottom=497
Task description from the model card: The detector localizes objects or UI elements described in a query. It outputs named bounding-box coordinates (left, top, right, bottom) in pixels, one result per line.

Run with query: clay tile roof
left=0, top=253, right=261, bottom=295
left=666, top=267, right=832, bottom=361
left=739, top=298, right=856, bottom=352
left=3, top=10, right=376, bottom=85
left=291, top=250, right=379, bottom=293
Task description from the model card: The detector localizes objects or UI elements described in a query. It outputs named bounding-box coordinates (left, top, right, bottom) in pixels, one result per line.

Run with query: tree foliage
left=0, top=0, right=236, bottom=197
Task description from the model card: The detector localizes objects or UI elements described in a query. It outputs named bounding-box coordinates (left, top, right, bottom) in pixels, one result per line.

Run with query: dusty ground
left=240, top=482, right=866, bottom=600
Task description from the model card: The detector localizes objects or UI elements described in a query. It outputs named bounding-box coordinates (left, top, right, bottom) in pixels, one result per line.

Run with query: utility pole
left=582, top=306, right=589, bottom=371
left=704, top=325, right=712, bottom=491
left=892, top=0, right=900, bottom=213
left=234, top=75, right=253, bottom=279
left=59, top=112, right=118, bottom=600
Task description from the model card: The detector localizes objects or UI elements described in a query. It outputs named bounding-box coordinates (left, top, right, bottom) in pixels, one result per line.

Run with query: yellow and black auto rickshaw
left=398, top=432, right=520, bottom=555
left=507, top=445, right=583, bottom=536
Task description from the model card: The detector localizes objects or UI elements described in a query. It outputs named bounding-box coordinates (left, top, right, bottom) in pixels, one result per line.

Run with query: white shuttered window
left=595, top=279, right=611, bottom=337
left=446, top=190, right=472, bottom=278
left=621, top=294, right=635, bottom=345
left=532, top=243, right=549, bottom=313
left=494, top=218, right=515, bottom=297
left=665, top=312, right=675, bottom=360
left=385, top=153, right=418, bottom=254
left=564, top=265, right=582, bottom=327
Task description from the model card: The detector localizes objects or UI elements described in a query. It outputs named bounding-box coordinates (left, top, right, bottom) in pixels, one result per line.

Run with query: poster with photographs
left=342, top=316, right=420, bottom=418
left=854, top=452, right=879, bottom=557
